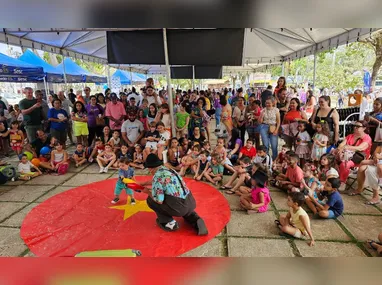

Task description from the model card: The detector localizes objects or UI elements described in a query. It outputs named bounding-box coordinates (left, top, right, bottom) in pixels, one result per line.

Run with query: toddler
left=194, top=151, right=210, bottom=181
left=175, top=102, right=190, bottom=138
left=111, top=157, right=136, bottom=205
left=311, top=121, right=330, bottom=166
left=156, top=122, right=170, bottom=160
left=130, top=144, right=145, bottom=169
left=294, top=122, right=311, bottom=167
left=204, top=155, right=224, bottom=185
left=9, top=121, right=24, bottom=155
left=109, top=131, right=121, bottom=153
left=212, top=137, right=235, bottom=174
left=18, top=154, right=42, bottom=180
left=73, top=143, right=87, bottom=167
left=273, top=145, right=289, bottom=174
left=97, top=143, right=116, bottom=173
left=50, top=142, right=69, bottom=174
left=113, top=145, right=129, bottom=168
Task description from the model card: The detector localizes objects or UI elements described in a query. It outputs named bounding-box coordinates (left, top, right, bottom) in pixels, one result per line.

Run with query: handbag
left=351, top=151, right=366, bottom=164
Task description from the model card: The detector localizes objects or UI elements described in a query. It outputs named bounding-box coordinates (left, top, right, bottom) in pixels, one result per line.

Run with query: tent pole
left=130, top=68, right=133, bottom=87
left=281, top=61, right=285, bottom=76
left=107, top=64, right=111, bottom=88
left=162, top=28, right=175, bottom=136
left=43, top=76, right=48, bottom=98
left=62, top=55, right=68, bottom=88
left=192, top=65, right=195, bottom=90
left=313, top=50, right=317, bottom=90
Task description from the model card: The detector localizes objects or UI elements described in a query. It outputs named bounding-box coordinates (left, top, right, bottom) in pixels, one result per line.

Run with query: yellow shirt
left=204, top=97, right=211, bottom=111
left=289, top=207, right=309, bottom=232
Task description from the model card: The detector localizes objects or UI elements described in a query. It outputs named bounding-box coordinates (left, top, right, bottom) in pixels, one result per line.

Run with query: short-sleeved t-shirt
left=74, top=150, right=86, bottom=158
left=31, top=134, right=51, bottom=156
left=176, top=112, right=190, bottom=129
left=190, top=135, right=206, bottom=145
left=118, top=167, right=134, bottom=181
left=211, top=164, right=224, bottom=175
left=251, top=187, right=271, bottom=213
left=18, top=161, right=33, bottom=173
left=285, top=165, right=304, bottom=183
left=48, top=108, right=68, bottom=131
left=145, top=130, right=160, bottom=139
left=240, top=146, right=257, bottom=159
left=345, top=133, right=372, bottom=158
left=326, top=191, right=344, bottom=217
left=121, top=119, right=144, bottom=142
left=158, top=131, right=170, bottom=145
left=19, top=98, right=42, bottom=125
left=105, top=101, right=126, bottom=130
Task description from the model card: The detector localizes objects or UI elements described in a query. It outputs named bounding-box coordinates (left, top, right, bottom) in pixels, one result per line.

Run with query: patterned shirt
left=151, top=166, right=190, bottom=203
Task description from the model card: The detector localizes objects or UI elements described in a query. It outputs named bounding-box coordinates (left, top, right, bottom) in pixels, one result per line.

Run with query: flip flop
left=225, top=190, right=236, bottom=195
left=348, top=192, right=361, bottom=196
left=274, top=220, right=282, bottom=227
left=220, top=185, right=233, bottom=190
left=365, top=200, right=381, bottom=205
left=366, top=240, right=382, bottom=250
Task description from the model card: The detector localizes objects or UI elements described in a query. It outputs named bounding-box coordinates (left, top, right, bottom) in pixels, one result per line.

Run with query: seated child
left=194, top=151, right=210, bottom=181
left=273, top=145, right=289, bottom=173
left=111, top=157, right=136, bottom=205
left=112, top=144, right=129, bottom=168
left=73, top=143, right=87, bottom=167
left=156, top=122, right=170, bottom=160
left=144, top=122, right=160, bottom=160
left=212, top=137, right=235, bottom=174
left=238, top=138, right=257, bottom=160
left=253, top=145, right=273, bottom=172
left=179, top=137, right=191, bottom=157
left=204, top=154, right=224, bottom=185
left=312, top=177, right=344, bottom=219
left=201, top=141, right=212, bottom=159
left=109, top=130, right=121, bottom=153
left=222, top=156, right=252, bottom=194
left=240, top=169, right=271, bottom=214
left=165, top=137, right=182, bottom=171
left=179, top=144, right=201, bottom=176
left=18, top=154, right=42, bottom=180
left=50, top=142, right=69, bottom=174
left=236, top=163, right=265, bottom=196
left=275, top=192, right=315, bottom=246
left=88, top=138, right=105, bottom=163
left=275, top=154, right=303, bottom=192
left=130, top=144, right=145, bottom=169
left=318, top=154, right=339, bottom=184
left=97, top=143, right=116, bottom=173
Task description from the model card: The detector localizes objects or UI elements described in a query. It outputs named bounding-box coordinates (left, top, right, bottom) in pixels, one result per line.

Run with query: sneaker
left=131, top=198, right=136, bottom=205
left=339, top=183, right=346, bottom=192
left=111, top=197, right=120, bottom=204
left=88, top=157, right=93, bottom=163
left=99, top=167, right=104, bottom=173
left=103, top=167, right=108, bottom=173
left=156, top=219, right=179, bottom=232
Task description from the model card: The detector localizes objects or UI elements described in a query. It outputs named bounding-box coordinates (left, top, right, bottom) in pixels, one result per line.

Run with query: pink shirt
left=251, top=187, right=271, bottom=213
left=345, top=133, right=372, bottom=158
left=285, top=165, right=304, bottom=183
left=105, top=101, right=126, bottom=130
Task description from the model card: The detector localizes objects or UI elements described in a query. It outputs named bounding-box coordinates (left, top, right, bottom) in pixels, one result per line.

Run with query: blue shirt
left=48, top=108, right=68, bottom=131
left=118, top=167, right=134, bottom=180
left=327, top=191, right=344, bottom=217
left=151, top=166, right=190, bottom=203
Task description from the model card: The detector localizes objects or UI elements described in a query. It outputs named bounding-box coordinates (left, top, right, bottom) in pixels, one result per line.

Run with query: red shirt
left=240, top=146, right=257, bottom=159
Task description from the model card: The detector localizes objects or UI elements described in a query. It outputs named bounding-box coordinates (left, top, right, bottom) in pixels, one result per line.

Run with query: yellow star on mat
left=109, top=198, right=154, bottom=220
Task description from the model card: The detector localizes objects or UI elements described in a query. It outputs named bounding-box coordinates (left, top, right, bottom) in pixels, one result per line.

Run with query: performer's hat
left=145, top=154, right=163, bottom=168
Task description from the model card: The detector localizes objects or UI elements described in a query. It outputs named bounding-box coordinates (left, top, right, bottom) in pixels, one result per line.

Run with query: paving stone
left=0, top=202, right=28, bottom=222
left=0, top=227, right=28, bottom=256
left=67, top=163, right=90, bottom=173
left=0, top=186, right=14, bottom=196
left=62, top=173, right=111, bottom=187
left=23, top=251, right=36, bottom=257
left=222, top=192, right=241, bottom=210
left=341, top=194, right=382, bottom=215
left=295, top=241, right=366, bottom=257
left=227, top=211, right=279, bottom=237
left=268, top=185, right=280, bottom=192
left=36, top=186, right=73, bottom=202
left=270, top=191, right=288, bottom=211
left=309, top=218, right=351, bottom=241
left=181, top=238, right=224, bottom=257
left=340, top=215, right=382, bottom=241
left=228, top=237, right=294, bottom=257
left=81, top=163, right=111, bottom=174
left=25, top=172, right=76, bottom=185
left=0, top=185, right=55, bottom=202
left=1, top=203, right=39, bottom=227
left=2, top=179, right=26, bottom=186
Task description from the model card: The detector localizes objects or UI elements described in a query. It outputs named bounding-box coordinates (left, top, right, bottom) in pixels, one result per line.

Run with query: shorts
left=114, top=180, right=134, bottom=196
left=145, top=141, right=158, bottom=150
left=73, top=122, right=89, bottom=136
left=11, top=146, right=22, bottom=152
left=293, top=228, right=307, bottom=239
left=326, top=210, right=337, bottom=219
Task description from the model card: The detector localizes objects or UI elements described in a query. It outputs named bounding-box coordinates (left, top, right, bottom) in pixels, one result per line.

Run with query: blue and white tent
left=0, top=52, right=44, bottom=82
left=56, top=57, right=107, bottom=83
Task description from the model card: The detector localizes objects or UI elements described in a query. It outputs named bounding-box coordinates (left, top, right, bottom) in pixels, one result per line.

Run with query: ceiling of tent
left=0, top=28, right=379, bottom=75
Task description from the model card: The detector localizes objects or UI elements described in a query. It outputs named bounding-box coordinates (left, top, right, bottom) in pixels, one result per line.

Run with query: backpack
left=0, top=165, right=18, bottom=184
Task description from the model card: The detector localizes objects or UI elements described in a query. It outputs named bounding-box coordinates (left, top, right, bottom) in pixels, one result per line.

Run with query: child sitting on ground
left=238, top=138, right=257, bottom=160
left=112, top=144, right=129, bottom=168
left=275, top=192, right=315, bottom=246
left=240, top=169, right=271, bottom=214
left=179, top=144, right=201, bottom=176
left=194, top=151, right=210, bottom=181
left=111, top=157, right=136, bottom=205
left=312, top=177, right=344, bottom=219
left=50, top=142, right=69, bottom=175
left=88, top=138, right=105, bottom=163
left=204, top=154, right=224, bottom=185
left=165, top=137, right=182, bottom=171
left=273, top=145, right=289, bottom=173
left=201, top=141, right=212, bottom=159
left=143, top=122, right=160, bottom=160
left=130, top=144, right=145, bottom=169
left=73, top=143, right=87, bottom=168
left=221, top=156, right=252, bottom=194
left=18, top=154, right=42, bottom=180
left=212, top=137, right=235, bottom=174
left=236, top=164, right=265, bottom=196
left=109, top=130, right=121, bottom=153
left=157, top=122, right=170, bottom=160
left=275, top=154, right=303, bottom=192
left=96, top=143, right=116, bottom=173
left=253, top=145, right=273, bottom=172
left=318, top=154, right=339, bottom=184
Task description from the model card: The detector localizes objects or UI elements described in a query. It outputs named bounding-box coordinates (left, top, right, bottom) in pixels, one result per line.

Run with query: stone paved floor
left=0, top=123, right=382, bottom=257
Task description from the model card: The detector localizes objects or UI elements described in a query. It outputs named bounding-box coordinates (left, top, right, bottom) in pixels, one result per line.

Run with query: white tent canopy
left=0, top=28, right=379, bottom=75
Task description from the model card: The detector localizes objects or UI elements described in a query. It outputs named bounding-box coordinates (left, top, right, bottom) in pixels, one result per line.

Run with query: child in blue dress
left=111, top=157, right=136, bottom=204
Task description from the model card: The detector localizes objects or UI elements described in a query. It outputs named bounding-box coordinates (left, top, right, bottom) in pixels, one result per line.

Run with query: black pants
left=147, top=192, right=200, bottom=225
left=238, top=123, right=246, bottom=143
left=88, top=126, right=103, bottom=146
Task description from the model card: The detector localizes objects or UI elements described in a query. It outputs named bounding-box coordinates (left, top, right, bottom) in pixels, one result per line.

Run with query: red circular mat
left=21, top=176, right=230, bottom=257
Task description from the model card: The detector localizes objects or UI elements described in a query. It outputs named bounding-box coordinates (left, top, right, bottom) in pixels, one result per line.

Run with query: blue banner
left=0, top=75, right=44, bottom=82
left=363, top=71, right=371, bottom=92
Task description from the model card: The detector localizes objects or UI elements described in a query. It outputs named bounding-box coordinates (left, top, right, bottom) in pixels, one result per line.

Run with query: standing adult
left=304, top=90, right=316, bottom=119
left=58, top=91, right=74, bottom=145
left=258, top=97, right=281, bottom=160
left=261, top=85, right=273, bottom=108
left=86, top=95, right=105, bottom=146
left=311, top=95, right=340, bottom=144
left=35, top=90, right=49, bottom=133
left=144, top=86, right=161, bottom=106
left=282, top=98, right=308, bottom=148
left=232, top=97, right=247, bottom=143
left=245, top=95, right=261, bottom=148
left=19, top=87, right=43, bottom=143
left=127, top=87, right=142, bottom=106
left=141, top=153, right=208, bottom=235
left=220, top=95, right=233, bottom=136
left=190, top=98, right=207, bottom=138
left=121, top=111, right=145, bottom=156
left=48, top=99, right=68, bottom=146
left=276, top=88, right=289, bottom=124
left=364, top=98, right=382, bottom=154
left=83, top=86, right=91, bottom=105
left=230, top=87, right=244, bottom=107
left=68, top=88, right=76, bottom=104
left=105, top=93, right=126, bottom=132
